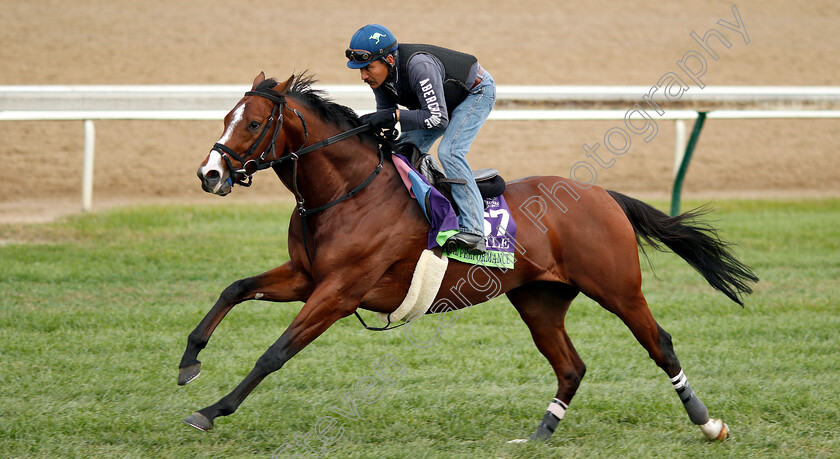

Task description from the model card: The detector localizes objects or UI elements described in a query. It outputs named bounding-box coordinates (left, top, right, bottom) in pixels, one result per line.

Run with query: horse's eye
left=248, top=121, right=261, bottom=131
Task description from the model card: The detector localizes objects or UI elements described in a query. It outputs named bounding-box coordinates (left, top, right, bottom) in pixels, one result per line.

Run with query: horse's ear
left=251, top=72, right=266, bottom=90
left=276, top=74, right=295, bottom=95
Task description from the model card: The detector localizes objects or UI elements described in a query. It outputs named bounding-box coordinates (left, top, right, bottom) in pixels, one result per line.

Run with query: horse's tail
left=607, top=190, right=758, bottom=306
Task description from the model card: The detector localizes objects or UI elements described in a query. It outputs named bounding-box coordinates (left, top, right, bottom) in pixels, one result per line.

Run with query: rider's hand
left=360, top=108, right=398, bottom=130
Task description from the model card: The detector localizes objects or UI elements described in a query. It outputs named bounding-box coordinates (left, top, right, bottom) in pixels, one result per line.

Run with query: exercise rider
left=345, top=24, right=496, bottom=255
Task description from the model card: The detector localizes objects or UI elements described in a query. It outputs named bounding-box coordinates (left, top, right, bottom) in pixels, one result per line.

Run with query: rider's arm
left=373, top=88, right=396, bottom=112
left=398, top=54, right=449, bottom=131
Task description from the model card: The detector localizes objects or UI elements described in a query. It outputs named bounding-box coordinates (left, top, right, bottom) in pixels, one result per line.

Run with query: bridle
left=212, top=87, right=382, bottom=256
left=212, top=89, right=296, bottom=189
left=213, top=87, right=380, bottom=200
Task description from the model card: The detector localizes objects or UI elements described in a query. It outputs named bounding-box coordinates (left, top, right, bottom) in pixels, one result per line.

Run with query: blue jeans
left=398, top=71, right=496, bottom=237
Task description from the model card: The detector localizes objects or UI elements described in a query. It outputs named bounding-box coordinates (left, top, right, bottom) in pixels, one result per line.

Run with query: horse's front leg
left=182, top=277, right=360, bottom=431
left=178, top=261, right=313, bottom=385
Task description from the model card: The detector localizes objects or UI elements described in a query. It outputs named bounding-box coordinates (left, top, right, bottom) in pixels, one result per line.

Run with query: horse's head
left=197, top=72, right=295, bottom=196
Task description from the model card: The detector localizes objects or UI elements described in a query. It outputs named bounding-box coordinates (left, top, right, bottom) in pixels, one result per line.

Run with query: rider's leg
left=437, top=71, right=497, bottom=253
left=397, top=128, right=442, bottom=154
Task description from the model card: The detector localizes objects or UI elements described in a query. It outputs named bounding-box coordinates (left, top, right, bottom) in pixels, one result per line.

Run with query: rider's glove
left=360, top=108, right=398, bottom=130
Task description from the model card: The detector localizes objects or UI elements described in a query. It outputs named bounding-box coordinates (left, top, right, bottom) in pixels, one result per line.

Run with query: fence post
left=673, top=119, right=687, bottom=178
left=82, top=119, right=95, bottom=212
left=670, top=112, right=707, bottom=216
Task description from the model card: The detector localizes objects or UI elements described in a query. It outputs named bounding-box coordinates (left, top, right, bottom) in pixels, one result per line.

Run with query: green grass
left=1, top=198, right=838, bottom=458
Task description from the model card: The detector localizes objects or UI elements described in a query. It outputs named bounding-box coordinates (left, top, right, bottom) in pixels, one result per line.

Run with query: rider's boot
left=444, top=232, right=486, bottom=255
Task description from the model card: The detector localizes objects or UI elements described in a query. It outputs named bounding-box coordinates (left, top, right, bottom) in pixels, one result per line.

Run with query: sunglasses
left=346, top=42, right=395, bottom=64
left=346, top=48, right=374, bottom=63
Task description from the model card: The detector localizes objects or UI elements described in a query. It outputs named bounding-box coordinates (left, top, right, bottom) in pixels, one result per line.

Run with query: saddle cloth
left=392, top=153, right=517, bottom=269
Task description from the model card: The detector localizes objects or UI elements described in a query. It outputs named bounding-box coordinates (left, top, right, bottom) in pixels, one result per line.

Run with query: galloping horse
left=182, top=72, right=757, bottom=442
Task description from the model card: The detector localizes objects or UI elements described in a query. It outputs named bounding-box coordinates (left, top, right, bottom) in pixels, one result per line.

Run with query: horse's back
left=503, top=175, right=641, bottom=291
left=504, top=175, right=633, bottom=237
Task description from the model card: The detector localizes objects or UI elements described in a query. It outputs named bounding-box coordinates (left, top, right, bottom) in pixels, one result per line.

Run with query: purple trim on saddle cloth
left=392, top=154, right=460, bottom=248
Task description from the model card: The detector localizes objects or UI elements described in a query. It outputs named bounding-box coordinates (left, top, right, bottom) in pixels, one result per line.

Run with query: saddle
left=398, top=143, right=506, bottom=214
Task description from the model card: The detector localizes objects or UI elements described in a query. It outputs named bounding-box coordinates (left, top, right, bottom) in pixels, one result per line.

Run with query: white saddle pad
left=374, top=249, right=448, bottom=324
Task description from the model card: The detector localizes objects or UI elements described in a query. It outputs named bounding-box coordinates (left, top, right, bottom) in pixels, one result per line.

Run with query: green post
left=670, top=112, right=707, bottom=216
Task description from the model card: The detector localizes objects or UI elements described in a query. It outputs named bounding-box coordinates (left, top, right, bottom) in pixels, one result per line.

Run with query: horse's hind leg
left=506, top=281, right=584, bottom=442
left=178, top=261, right=312, bottom=385
left=594, top=285, right=729, bottom=441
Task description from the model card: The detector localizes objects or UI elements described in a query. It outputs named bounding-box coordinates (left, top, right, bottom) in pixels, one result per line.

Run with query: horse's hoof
left=183, top=412, right=214, bottom=431
left=699, top=418, right=729, bottom=441
left=178, top=363, right=201, bottom=386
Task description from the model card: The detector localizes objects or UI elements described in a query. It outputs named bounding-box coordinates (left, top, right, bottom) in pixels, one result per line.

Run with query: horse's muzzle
left=197, top=165, right=231, bottom=196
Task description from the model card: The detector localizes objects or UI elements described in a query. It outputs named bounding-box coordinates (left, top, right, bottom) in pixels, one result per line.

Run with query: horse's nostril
left=205, top=170, right=220, bottom=181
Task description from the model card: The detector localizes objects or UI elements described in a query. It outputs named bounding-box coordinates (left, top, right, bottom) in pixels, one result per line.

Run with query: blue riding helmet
left=346, top=24, right=398, bottom=69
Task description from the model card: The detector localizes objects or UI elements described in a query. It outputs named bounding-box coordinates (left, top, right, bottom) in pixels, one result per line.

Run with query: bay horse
left=182, top=72, right=757, bottom=442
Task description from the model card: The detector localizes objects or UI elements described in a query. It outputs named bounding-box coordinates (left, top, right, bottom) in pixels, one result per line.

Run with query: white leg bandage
left=547, top=399, right=568, bottom=420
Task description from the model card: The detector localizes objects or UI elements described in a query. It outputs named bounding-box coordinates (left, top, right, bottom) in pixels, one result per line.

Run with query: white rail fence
left=2, top=85, right=839, bottom=213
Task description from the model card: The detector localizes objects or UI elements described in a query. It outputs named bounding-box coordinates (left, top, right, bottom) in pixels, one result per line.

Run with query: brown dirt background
left=1, top=0, right=838, bottom=223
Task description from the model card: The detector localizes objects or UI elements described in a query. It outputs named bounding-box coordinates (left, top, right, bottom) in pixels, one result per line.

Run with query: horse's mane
left=257, top=73, right=382, bottom=147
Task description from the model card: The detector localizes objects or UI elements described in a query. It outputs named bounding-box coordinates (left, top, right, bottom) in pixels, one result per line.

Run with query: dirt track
left=1, top=1, right=838, bottom=222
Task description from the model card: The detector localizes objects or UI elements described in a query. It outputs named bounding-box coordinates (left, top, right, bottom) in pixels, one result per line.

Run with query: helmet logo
left=369, top=32, right=387, bottom=44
